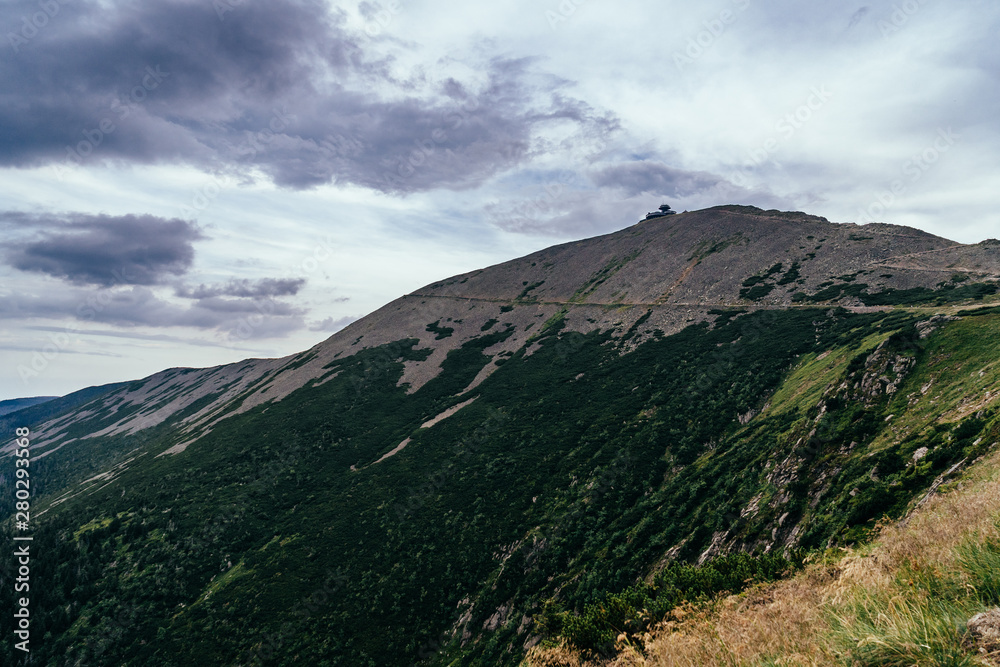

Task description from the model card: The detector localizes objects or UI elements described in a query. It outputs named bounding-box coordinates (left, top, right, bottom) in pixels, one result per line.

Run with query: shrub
left=560, top=552, right=797, bottom=652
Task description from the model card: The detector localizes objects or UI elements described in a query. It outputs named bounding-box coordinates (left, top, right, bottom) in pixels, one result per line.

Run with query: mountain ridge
left=12, top=205, right=1000, bottom=461
left=0, top=396, right=56, bottom=416
left=3, top=205, right=1000, bottom=667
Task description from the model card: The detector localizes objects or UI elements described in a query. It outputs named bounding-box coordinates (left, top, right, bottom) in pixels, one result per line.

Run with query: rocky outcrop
left=968, top=608, right=1000, bottom=653
left=851, top=339, right=918, bottom=405
left=916, top=314, right=959, bottom=339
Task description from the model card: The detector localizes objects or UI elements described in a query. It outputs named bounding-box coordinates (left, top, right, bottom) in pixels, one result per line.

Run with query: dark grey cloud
left=176, top=278, right=305, bottom=299
left=0, top=0, right=617, bottom=193
left=590, top=161, right=727, bottom=198
left=2, top=212, right=204, bottom=286
left=0, top=210, right=308, bottom=339
left=0, top=286, right=306, bottom=340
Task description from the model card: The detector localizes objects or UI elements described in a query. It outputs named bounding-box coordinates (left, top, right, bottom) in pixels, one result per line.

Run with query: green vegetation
left=862, top=281, right=998, bottom=306
left=621, top=309, right=653, bottom=342
left=0, top=382, right=127, bottom=442
left=804, top=281, right=868, bottom=302
left=741, top=262, right=807, bottom=299
left=740, top=283, right=775, bottom=300
left=776, top=261, right=802, bottom=285
left=832, top=525, right=1000, bottom=667
left=801, top=280, right=1000, bottom=306
left=957, top=535, right=1000, bottom=606
left=517, top=280, right=546, bottom=301
left=536, top=308, right=568, bottom=337
left=3, top=308, right=999, bottom=667
left=529, top=441, right=1000, bottom=666
left=958, top=304, right=1000, bottom=317
left=551, top=552, right=797, bottom=653
left=741, top=263, right=783, bottom=288
left=570, top=250, right=643, bottom=302
left=425, top=320, right=455, bottom=339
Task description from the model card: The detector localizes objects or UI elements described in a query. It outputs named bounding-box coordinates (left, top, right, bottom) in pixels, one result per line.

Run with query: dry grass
left=634, top=574, right=836, bottom=667
left=523, top=448, right=1000, bottom=667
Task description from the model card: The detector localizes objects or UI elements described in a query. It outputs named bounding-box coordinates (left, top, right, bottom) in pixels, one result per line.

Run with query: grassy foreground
left=524, top=444, right=1000, bottom=667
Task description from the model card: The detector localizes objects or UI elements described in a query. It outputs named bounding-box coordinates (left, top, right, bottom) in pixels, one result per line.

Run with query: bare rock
left=851, top=339, right=917, bottom=405
left=483, top=602, right=512, bottom=631
left=968, top=608, right=1000, bottom=651
left=916, top=314, right=959, bottom=339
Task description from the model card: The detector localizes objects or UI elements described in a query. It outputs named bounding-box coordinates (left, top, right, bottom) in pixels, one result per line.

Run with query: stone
left=968, top=608, right=1000, bottom=650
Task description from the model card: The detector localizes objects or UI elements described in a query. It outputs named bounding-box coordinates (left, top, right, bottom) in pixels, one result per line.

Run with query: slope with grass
left=2, top=208, right=1000, bottom=666
left=520, top=310, right=1000, bottom=662
left=526, top=426, right=1000, bottom=666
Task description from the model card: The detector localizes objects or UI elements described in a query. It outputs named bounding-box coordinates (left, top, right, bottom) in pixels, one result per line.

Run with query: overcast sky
left=1, top=0, right=998, bottom=400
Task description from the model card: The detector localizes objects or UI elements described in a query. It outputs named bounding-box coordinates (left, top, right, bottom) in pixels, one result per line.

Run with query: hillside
left=2, top=205, right=1000, bottom=666
left=527, top=440, right=1000, bottom=666
left=8, top=206, right=998, bottom=462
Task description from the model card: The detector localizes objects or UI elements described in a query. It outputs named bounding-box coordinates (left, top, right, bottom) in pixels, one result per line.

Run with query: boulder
left=968, top=608, right=1000, bottom=651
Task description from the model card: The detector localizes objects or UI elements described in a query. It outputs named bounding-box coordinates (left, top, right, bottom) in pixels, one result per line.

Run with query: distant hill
left=0, top=396, right=56, bottom=417
left=0, top=382, right=128, bottom=442
left=2, top=205, right=999, bottom=667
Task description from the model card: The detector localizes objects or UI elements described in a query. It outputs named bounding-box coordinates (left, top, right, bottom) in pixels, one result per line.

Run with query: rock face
left=969, top=608, right=1000, bottom=652
left=852, top=338, right=918, bottom=405
left=916, top=314, right=959, bottom=339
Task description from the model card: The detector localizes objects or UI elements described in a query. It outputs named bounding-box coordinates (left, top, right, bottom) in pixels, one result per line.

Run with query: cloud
left=175, top=278, right=305, bottom=299
left=309, top=315, right=358, bottom=332
left=590, top=161, right=728, bottom=198
left=2, top=213, right=204, bottom=286
left=482, top=159, right=803, bottom=237
left=0, top=286, right=306, bottom=340
left=22, top=326, right=253, bottom=351
left=847, top=7, right=870, bottom=30
left=0, top=0, right=617, bottom=193
left=0, top=210, right=316, bottom=340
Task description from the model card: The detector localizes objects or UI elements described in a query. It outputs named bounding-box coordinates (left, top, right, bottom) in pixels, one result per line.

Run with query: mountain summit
left=3, top=205, right=1000, bottom=666
left=18, top=205, right=1000, bottom=457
